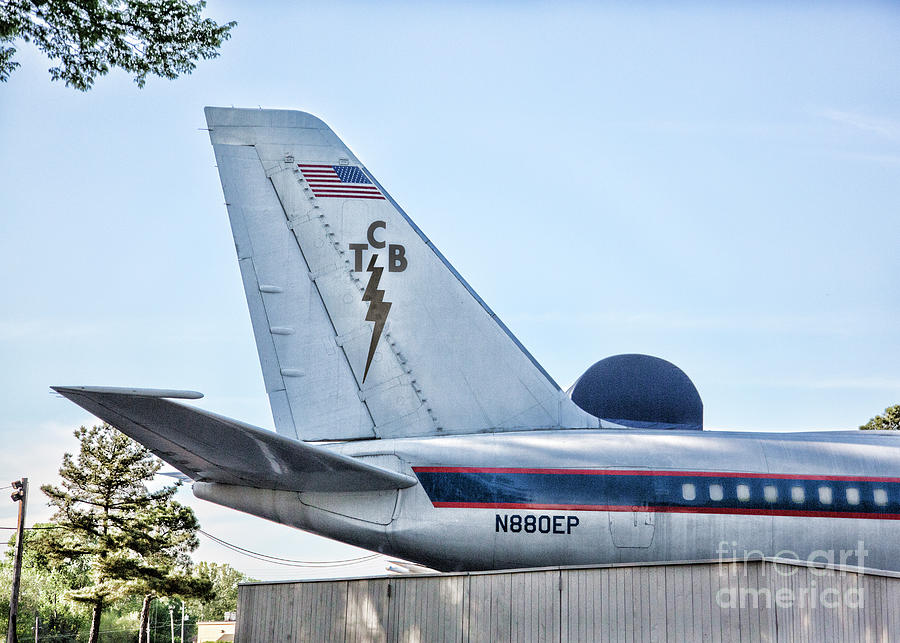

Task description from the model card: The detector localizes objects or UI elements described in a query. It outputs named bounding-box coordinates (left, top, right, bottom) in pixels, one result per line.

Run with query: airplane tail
left=205, top=107, right=596, bottom=441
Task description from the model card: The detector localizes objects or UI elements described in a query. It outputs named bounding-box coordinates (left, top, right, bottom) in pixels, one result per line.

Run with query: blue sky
left=1, top=2, right=898, bottom=579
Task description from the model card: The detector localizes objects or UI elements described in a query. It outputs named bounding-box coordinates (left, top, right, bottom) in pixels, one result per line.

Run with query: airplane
left=55, top=107, right=900, bottom=573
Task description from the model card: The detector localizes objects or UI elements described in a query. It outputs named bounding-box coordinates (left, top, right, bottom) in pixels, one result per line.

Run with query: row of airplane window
left=680, top=483, right=889, bottom=506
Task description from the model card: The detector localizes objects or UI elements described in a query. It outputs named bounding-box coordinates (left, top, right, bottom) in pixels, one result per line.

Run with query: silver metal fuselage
left=193, top=428, right=900, bottom=573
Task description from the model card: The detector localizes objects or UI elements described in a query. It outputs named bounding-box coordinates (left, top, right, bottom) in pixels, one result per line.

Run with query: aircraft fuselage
left=193, top=428, right=900, bottom=573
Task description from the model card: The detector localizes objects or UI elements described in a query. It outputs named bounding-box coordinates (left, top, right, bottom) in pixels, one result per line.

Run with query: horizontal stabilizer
left=51, top=386, right=417, bottom=492
left=53, top=386, right=204, bottom=399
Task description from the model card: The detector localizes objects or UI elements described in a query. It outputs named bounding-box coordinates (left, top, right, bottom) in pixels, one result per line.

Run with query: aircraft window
left=818, top=487, right=833, bottom=505
left=791, top=486, right=805, bottom=504
left=846, top=488, right=860, bottom=505
left=682, top=483, right=696, bottom=501
left=709, top=484, right=723, bottom=501
left=737, top=484, right=750, bottom=502
left=874, top=489, right=888, bottom=506
left=764, top=486, right=778, bottom=503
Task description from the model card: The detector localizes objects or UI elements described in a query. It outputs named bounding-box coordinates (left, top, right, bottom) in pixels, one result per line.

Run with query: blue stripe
left=414, top=471, right=900, bottom=515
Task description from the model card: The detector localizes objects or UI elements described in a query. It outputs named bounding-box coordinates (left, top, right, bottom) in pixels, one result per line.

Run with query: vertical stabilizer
left=206, top=107, right=597, bottom=440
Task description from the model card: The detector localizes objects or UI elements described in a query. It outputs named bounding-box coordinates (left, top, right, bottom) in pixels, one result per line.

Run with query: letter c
left=367, top=220, right=387, bottom=249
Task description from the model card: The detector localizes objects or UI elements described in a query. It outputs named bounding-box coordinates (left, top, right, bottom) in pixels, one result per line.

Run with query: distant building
left=196, top=619, right=235, bottom=642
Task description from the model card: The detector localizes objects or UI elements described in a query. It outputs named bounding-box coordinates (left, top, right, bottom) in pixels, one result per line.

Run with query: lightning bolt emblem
left=362, top=253, right=392, bottom=383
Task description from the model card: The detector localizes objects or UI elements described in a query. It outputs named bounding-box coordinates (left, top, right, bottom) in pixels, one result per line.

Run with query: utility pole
left=180, top=599, right=185, bottom=643
left=7, top=477, right=28, bottom=643
left=34, top=615, right=38, bottom=643
left=169, top=606, right=175, bottom=643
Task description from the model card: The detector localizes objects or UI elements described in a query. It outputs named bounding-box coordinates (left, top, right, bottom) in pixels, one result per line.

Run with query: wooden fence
left=236, top=559, right=900, bottom=641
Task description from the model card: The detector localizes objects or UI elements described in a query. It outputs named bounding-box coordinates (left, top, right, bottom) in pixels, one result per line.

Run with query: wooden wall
left=236, top=561, right=900, bottom=642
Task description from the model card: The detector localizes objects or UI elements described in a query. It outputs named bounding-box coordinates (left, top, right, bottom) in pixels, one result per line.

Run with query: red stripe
left=310, top=185, right=379, bottom=190
left=312, top=193, right=382, bottom=199
left=412, top=467, right=900, bottom=483
left=431, top=502, right=900, bottom=520
left=312, top=191, right=382, bottom=195
left=312, top=189, right=381, bottom=194
left=315, top=194, right=385, bottom=200
left=298, top=164, right=334, bottom=168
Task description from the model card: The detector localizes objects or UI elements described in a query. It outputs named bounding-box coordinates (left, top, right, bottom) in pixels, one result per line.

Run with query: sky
left=1, top=2, right=898, bottom=582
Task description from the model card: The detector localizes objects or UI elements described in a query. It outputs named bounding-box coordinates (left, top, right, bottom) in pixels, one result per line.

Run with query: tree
left=130, top=498, right=212, bottom=643
left=860, top=404, right=900, bottom=431
left=0, top=527, right=89, bottom=643
left=38, top=424, right=210, bottom=643
left=187, top=562, right=255, bottom=622
left=0, top=0, right=235, bottom=90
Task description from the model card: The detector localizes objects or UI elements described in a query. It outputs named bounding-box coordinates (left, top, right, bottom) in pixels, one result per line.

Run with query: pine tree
left=860, top=405, right=900, bottom=431
left=38, top=424, right=210, bottom=643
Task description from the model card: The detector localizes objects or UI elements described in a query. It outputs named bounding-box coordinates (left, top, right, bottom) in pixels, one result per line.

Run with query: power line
left=199, top=529, right=380, bottom=566
left=0, top=524, right=382, bottom=567
left=198, top=530, right=380, bottom=567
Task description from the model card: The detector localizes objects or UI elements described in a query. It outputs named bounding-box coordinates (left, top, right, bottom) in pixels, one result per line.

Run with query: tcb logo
left=349, top=221, right=407, bottom=273
left=350, top=221, right=407, bottom=382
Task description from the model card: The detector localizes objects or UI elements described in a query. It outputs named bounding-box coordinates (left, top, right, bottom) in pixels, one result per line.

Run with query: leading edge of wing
left=51, top=386, right=417, bottom=492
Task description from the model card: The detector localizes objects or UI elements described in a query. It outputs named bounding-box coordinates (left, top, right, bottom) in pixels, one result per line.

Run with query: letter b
left=389, top=244, right=408, bottom=272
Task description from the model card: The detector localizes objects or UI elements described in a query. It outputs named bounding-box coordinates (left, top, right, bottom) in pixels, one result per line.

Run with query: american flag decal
left=298, top=164, right=385, bottom=200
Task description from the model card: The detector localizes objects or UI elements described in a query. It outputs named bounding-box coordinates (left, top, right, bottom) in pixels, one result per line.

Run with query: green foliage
left=0, top=424, right=235, bottom=641
left=36, top=424, right=211, bottom=641
left=96, top=610, right=141, bottom=643
left=0, top=527, right=88, bottom=642
left=860, top=404, right=900, bottom=431
left=187, top=561, right=255, bottom=621
left=147, top=596, right=197, bottom=643
left=0, top=528, right=232, bottom=642
left=0, top=0, right=235, bottom=90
